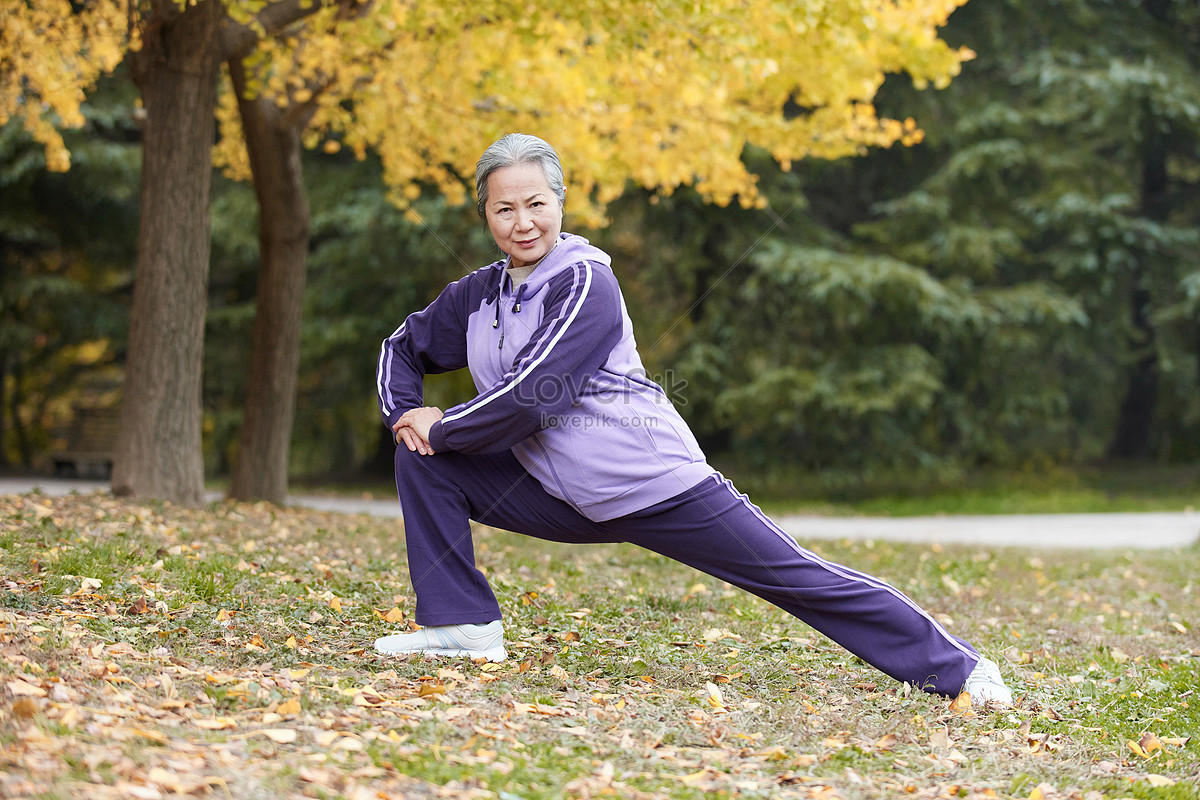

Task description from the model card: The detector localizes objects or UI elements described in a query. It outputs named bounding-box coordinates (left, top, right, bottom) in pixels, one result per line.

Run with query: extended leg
left=611, top=474, right=979, bottom=695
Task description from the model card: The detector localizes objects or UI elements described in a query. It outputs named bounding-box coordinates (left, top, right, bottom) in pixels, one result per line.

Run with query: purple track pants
left=394, top=446, right=980, bottom=696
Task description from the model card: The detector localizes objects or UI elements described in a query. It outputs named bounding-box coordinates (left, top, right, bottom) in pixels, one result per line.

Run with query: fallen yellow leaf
left=259, top=728, right=298, bottom=743
left=132, top=728, right=169, bottom=744
left=329, top=596, right=342, bottom=613
left=875, top=733, right=898, bottom=751
left=28, top=502, right=54, bottom=520
left=756, top=746, right=790, bottom=761
left=147, top=767, right=186, bottom=792
left=677, top=769, right=711, bottom=785
left=313, top=730, right=340, bottom=747
left=277, top=697, right=302, bottom=716
left=1145, top=775, right=1176, bottom=787
left=58, top=705, right=85, bottom=728
left=384, top=606, right=405, bottom=623
left=285, top=635, right=297, bottom=649
left=354, top=690, right=386, bottom=706
left=6, top=679, right=46, bottom=698
left=705, top=682, right=726, bottom=709
left=193, top=716, right=237, bottom=730
left=11, top=697, right=38, bottom=719
left=703, top=628, right=741, bottom=642
left=299, top=765, right=332, bottom=783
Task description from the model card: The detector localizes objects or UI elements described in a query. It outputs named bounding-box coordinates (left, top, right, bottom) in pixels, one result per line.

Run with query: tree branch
left=220, top=0, right=327, bottom=61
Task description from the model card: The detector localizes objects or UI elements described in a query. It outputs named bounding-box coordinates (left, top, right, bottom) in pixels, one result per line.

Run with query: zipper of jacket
left=496, top=280, right=528, bottom=351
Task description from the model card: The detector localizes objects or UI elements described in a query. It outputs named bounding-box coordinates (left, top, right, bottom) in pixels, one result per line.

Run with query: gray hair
left=475, top=133, right=566, bottom=218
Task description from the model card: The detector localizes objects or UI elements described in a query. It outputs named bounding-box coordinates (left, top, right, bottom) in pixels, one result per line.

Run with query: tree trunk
left=113, top=0, right=223, bottom=505
left=1107, top=108, right=1169, bottom=460
left=226, top=58, right=312, bottom=504
left=0, top=349, right=8, bottom=469
left=1107, top=283, right=1158, bottom=459
left=8, top=360, right=32, bottom=468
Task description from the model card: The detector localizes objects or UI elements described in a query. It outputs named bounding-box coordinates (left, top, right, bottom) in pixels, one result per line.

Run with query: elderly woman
left=375, top=133, right=1012, bottom=705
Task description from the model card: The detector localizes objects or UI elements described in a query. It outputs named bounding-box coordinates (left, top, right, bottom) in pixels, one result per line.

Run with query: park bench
left=51, top=406, right=118, bottom=479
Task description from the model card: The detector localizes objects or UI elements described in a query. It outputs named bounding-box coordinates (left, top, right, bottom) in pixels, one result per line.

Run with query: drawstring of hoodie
left=494, top=237, right=556, bottom=349
left=491, top=280, right=503, bottom=349
left=493, top=275, right=530, bottom=350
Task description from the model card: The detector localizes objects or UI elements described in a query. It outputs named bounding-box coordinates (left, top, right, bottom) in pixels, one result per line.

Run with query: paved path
left=3, top=477, right=1197, bottom=551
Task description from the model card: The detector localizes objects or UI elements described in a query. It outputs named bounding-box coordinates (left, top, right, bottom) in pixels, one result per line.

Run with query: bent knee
left=393, top=442, right=427, bottom=476
left=393, top=442, right=461, bottom=488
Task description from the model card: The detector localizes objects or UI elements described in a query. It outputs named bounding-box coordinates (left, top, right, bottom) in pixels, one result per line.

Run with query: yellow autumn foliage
left=4, top=0, right=971, bottom=219
left=0, top=0, right=130, bottom=171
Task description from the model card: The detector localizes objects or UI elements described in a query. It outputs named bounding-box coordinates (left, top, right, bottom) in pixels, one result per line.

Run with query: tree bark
left=1107, top=280, right=1158, bottom=459
left=226, top=58, right=313, bottom=504
left=113, top=0, right=223, bottom=505
left=8, top=360, right=32, bottom=468
left=1107, top=115, right=1168, bottom=460
left=0, top=349, right=7, bottom=469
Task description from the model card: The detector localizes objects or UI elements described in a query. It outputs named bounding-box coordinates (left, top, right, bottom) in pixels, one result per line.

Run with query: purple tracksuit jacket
left=377, top=233, right=716, bottom=522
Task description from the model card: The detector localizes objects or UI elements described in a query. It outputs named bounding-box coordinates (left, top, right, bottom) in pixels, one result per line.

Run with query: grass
left=0, top=488, right=1197, bottom=799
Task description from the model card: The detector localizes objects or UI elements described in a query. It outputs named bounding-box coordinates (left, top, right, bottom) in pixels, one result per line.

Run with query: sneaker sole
left=374, top=644, right=507, bottom=662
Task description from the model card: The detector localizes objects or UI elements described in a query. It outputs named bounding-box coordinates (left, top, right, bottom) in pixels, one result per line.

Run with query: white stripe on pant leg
left=712, top=473, right=979, bottom=662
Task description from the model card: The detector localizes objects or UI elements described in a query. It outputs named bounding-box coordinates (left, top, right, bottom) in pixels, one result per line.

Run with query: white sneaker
left=960, top=656, right=1013, bottom=706
left=374, top=620, right=507, bottom=662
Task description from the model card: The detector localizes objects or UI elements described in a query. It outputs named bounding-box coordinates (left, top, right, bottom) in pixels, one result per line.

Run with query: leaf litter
left=0, top=491, right=1197, bottom=799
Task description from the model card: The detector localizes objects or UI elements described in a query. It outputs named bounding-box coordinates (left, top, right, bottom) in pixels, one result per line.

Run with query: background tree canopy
left=1, top=0, right=975, bottom=505
left=2, top=0, right=1199, bottom=498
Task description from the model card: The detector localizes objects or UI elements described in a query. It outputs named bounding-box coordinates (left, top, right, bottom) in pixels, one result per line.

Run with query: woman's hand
left=393, top=407, right=444, bottom=456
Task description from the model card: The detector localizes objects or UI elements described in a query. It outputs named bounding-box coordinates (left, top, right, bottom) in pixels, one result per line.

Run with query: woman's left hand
left=394, top=406, right=444, bottom=456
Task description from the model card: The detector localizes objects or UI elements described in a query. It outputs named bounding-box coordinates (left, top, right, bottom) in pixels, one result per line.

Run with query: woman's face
left=484, top=162, right=563, bottom=269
